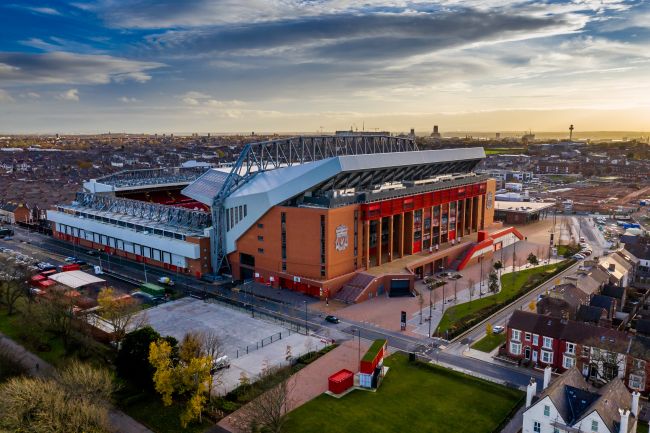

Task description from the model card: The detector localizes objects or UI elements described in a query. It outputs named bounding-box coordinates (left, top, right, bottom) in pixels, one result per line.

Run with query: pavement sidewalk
left=0, top=331, right=153, bottom=433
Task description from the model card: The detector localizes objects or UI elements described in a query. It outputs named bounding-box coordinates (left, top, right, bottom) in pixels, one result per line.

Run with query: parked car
left=492, top=325, right=505, bottom=334
left=64, top=256, right=77, bottom=263
left=325, top=315, right=340, bottom=324
left=157, top=276, right=175, bottom=286
left=212, top=355, right=231, bottom=371
left=86, top=250, right=98, bottom=256
left=572, top=254, right=586, bottom=260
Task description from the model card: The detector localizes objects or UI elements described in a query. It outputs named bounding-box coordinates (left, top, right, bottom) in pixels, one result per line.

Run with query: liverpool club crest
left=335, top=225, right=348, bottom=251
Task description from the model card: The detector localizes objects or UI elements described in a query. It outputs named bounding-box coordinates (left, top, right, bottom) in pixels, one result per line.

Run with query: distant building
left=431, top=125, right=441, bottom=139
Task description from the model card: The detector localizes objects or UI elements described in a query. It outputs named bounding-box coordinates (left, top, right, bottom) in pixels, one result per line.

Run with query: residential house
left=506, top=310, right=631, bottom=383
left=626, top=336, right=650, bottom=394
left=522, top=367, right=639, bottom=433
left=599, top=254, right=634, bottom=288
left=0, top=202, right=31, bottom=224
left=624, top=239, right=650, bottom=284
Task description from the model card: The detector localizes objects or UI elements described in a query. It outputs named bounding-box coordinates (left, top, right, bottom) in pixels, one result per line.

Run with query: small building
left=494, top=201, right=555, bottom=225
left=359, top=339, right=387, bottom=389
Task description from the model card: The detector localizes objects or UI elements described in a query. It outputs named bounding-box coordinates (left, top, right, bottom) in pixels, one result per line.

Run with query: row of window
left=56, top=222, right=186, bottom=267
left=532, top=419, right=598, bottom=432
left=512, top=329, right=554, bottom=350
left=69, top=209, right=186, bottom=240
left=226, top=204, right=248, bottom=231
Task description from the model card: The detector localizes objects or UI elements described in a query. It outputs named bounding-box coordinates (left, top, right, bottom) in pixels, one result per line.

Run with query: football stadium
left=47, top=135, right=512, bottom=303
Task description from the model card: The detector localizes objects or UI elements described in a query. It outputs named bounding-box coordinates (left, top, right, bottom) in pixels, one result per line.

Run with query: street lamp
left=303, top=300, right=308, bottom=335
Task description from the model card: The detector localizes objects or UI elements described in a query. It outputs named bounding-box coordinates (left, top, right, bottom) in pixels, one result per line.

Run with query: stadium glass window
left=282, top=261, right=286, bottom=272
left=244, top=205, right=247, bottom=217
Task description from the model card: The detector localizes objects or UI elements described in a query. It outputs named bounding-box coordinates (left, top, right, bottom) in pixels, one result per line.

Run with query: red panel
left=413, top=242, right=422, bottom=253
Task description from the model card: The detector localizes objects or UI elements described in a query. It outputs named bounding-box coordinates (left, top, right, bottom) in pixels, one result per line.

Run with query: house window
left=629, top=374, right=644, bottom=390
left=511, top=329, right=521, bottom=342
left=257, top=223, right=264, bottom=228
left=510, top=342, right=522, bottom=355
left=563, top=356, right=575, bottom=369
left=544, top=405, right=550, bottom=416
left=566, top=343, right=576, bottom=355
left=633, top=358, right=646, bottom=370
left=554, top=428, right=560, bottom=433
left=533, top=421, right=541, bottom=433
left=582, top=346, right=590, bottom=357
left=543, top=336, right=553, bottom=349
left=541, top=350, right=553, bottom=364
left=257, top=248, right=264, bottom=254
left=591, top=420, right=598, bottom=431
left=258, top=236, right=264, bottom=241
left=533, top=334, right=539, bottom=345
left=525, top=332, right=531, bottom=341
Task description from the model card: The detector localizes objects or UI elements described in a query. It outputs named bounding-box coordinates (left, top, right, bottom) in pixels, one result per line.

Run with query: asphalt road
left=2, top=225, right=546, bottom=390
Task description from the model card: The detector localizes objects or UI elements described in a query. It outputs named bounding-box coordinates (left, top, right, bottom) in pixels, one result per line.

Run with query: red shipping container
left=328, top=369, right=354, bottom=394
left=61, top=264, right=81, bottom=272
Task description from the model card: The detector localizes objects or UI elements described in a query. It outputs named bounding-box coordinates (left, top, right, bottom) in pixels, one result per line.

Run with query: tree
left=149, top=334, right=213, bottom=427
left=0, top=362, right=113, bottom=433
left=116, top=326, right=177, bottom=390
left=0, top=256, right=31, bottom=315
left=417, top=290, right=424, bottom=324
left=527, top=253, right=539, bottom=266
left=39, top=287, right=76, bottom=350
left=493, top=260, right=503, bottom=272
left=486, top=323, right=493, bottom=336
left=97, top=287, right=147, bottom=344
left=238, top=366, right=295, bottom=433
left=488, top=271, right=499, bottom=294
left=199, top=330, right=225, bottom=398
left=467, top=278, right=476, bottom=302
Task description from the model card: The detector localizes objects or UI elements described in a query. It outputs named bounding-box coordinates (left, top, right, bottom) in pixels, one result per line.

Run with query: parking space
left=138, top=297, right=324, bottom=394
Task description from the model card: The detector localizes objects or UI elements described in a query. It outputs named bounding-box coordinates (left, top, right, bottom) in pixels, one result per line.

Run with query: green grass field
left=639, top=421, right=649, bottom=433
left=0, top=309, right=67, bottom=366
left=437, top=262, right=570, bottom=337
left=118, top=392, right=212, bottom=433
left=284, top=353, right=523, bottom=433
left=471, top=333, right=506, bottom=353
left=485, top=148, right=525, bottom=155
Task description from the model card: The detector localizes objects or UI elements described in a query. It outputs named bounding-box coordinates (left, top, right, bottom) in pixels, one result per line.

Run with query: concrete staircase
left=334, top=272, right=376, bottom=304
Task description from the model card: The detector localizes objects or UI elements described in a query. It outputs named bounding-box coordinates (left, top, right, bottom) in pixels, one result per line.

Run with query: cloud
left=0, top=52, right=164, bottom=86
left=20, top=92, right=41, bottom=99
left=23, top=6, right=62, bottom=16
left=58, top=89, right=80, bottom=101
left=0, top=89, right=15, bottom=103
left=118, top=96, right=138, bottom=103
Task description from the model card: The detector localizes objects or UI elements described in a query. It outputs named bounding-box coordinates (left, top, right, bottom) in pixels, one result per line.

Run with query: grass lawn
left=639, top=421, right=649, bottom=433
left=485, top=148, right=525, bottom=155
left=471, top=333, right=506, bottom=353
left=0, top=309, right=67, bottom=366
left=284, top=353, right=523, bottom=433
left=556, top=244, right=580, bottom=258
left=437, top=261, right=571, bottom=338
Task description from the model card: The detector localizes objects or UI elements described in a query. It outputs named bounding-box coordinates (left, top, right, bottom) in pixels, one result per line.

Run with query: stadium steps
left=334, top=272, right=376, bottom=304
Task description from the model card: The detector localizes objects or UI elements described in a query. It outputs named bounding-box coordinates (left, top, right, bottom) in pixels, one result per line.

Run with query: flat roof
left=495, top=200, right=556, bottom=214
left=49, top=270, right=105, bottom=289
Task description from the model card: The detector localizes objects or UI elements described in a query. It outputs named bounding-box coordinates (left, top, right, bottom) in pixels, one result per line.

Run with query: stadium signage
left=335, top=224, right=349, bottom=251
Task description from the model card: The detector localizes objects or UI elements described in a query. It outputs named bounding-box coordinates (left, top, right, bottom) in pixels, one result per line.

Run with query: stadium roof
left=181, top=169, right=233, bottom=206
left=85, top=167, right=210, bottom=192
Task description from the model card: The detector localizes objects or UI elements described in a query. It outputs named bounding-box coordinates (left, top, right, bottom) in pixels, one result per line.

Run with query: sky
left=0, top=0, right=649, bottom=134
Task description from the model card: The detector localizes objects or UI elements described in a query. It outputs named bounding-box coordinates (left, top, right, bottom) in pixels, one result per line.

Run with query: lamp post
left=304, top=300, right=308, bottom=335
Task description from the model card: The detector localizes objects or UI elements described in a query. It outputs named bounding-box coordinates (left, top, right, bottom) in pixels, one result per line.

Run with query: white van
left=212, top=356, right=230, bottom=370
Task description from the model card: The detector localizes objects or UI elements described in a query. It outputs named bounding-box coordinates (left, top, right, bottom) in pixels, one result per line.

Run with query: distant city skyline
left=1, top=1, right=649, bottom=133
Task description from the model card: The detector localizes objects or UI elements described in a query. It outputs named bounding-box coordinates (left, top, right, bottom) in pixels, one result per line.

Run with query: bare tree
left=199, top=329, right=225, bottom=398
left=238, top=366, right=295, bottom=433
left=417, top=290, right=424, bottom=324
left=467, top=278, right=476, bottom=303
left=0, top=256, right=31, bottom=315
left=38, top=287, right=76, bottom=350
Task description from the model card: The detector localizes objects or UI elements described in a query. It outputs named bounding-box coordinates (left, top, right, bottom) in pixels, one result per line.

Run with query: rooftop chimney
left=609, top=263, right=616, bottom=272
left=526, top=378, right=536, bottom=408
left=619, top=408, right=630, bottom=433
left=543, top=366, right=552, bottom=390
left=632, top=391, right=640, bottom=417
